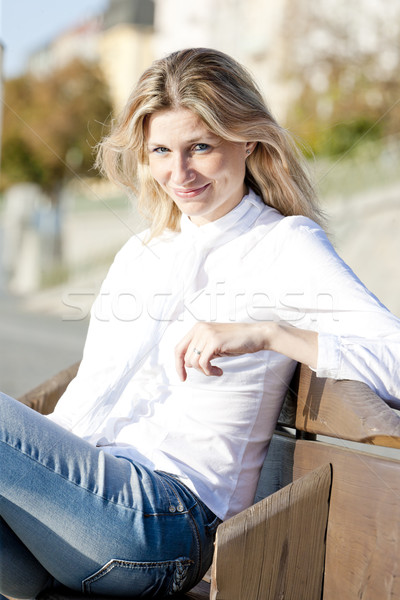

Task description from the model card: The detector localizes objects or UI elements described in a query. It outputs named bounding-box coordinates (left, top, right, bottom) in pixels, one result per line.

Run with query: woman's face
left=146, top=108, right=254, bottom=226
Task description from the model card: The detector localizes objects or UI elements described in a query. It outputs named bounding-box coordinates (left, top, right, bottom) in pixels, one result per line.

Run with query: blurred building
left=99, top=0, right=154, bottom=113
left=28, top=18, right=102, bottom=77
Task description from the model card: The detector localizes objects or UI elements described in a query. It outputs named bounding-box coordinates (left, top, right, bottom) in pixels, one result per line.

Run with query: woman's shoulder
left=255, top=198, right=324, bottom=237
left=250, top=189, right=322, bottom=233
left=269, top=211, right=328, bottom=245
left=276, top=212, right=323, bottom=233
left=252, top=205, right=334, bottom=266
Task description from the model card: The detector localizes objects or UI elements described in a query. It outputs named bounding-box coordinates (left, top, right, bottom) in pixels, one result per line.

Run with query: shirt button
left=177, top=504, right=184, bottom=513
left=169, top=506, right=176, bottom=513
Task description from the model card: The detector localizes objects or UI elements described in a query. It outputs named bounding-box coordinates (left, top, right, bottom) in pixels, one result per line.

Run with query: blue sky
left=0, top=0, right=109, bottom=78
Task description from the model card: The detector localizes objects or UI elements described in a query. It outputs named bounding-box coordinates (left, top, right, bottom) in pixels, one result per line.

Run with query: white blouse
left=48, top=190, right=400, bottom=520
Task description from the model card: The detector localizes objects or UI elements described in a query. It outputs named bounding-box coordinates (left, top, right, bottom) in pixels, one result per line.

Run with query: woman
left=1, top=48, right=399, bottom=600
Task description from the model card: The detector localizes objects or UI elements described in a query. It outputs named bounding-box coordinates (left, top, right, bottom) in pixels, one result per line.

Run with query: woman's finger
left=184, top=343, right=204, bottom=370
left=175, top=334, right=192, bottom=381
left=190, top=342, right=224, bottom=378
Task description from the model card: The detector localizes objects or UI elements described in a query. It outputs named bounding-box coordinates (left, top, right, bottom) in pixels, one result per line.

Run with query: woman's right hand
left=174, top=321, right=318, bottom=382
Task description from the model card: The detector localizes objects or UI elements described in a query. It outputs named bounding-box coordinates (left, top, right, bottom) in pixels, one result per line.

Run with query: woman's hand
left=174, top=321, right=318, bottom=381
left=175, top=322, right=276, bottom=382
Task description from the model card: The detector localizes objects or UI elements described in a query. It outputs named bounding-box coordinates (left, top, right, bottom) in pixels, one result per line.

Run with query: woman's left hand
left=174, top=322, right=273, bottom=381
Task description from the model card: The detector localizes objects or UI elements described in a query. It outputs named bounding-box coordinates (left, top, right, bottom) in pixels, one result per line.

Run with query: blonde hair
left=96, top=48, right=323, bottom=239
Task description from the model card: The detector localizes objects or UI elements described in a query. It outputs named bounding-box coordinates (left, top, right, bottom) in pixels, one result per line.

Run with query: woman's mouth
left=172, top=183, right=211, bottom=199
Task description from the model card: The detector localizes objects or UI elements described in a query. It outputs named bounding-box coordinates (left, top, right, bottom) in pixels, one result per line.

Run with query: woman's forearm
left=264, top=322, right=318, bottom=370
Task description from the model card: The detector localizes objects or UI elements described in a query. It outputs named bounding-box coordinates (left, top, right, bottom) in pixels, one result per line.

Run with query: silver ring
left=192, top=348, right=202, bottom=356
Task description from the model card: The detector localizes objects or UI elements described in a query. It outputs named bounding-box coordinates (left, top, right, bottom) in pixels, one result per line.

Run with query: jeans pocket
left=82, top=556, right=194, bottom=597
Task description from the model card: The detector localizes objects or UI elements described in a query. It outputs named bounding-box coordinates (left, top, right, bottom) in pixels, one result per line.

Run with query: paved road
left=0, top=293, right=88, bottom=399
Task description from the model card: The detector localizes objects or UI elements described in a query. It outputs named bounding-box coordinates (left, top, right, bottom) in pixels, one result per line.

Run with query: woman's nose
left=171, top=153, right=195, bottom=185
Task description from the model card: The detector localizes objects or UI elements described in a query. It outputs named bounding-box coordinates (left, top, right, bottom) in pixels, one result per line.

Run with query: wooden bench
left=11, top=363, right=400, bottom=599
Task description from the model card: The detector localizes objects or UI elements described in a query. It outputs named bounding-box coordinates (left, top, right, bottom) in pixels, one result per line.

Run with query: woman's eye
left=153, top=147, right=169, bottom=154
left=194, top=143, right=210, bottom=153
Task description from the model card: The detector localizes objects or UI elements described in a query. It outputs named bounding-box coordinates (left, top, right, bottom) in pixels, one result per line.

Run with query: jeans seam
left=155, top=473, right=180, bottom=512
left=1, top=440, right=142, bottom=512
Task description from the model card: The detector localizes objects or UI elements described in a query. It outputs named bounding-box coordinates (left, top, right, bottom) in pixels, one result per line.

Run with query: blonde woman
left=1, top=48, right=399, bottom=599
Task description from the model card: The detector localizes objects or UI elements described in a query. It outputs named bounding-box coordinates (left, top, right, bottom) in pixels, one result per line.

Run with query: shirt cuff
left=315, top=332, right=341, bottom=378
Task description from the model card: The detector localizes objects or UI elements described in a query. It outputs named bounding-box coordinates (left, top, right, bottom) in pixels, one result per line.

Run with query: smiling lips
left=172, top=183, right=211, bottom=198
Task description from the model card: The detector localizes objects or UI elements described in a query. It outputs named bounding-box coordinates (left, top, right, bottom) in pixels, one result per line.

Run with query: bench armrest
left=210, top=463, right=332, bottom=600
left=293, top=364, right=400, bottom=448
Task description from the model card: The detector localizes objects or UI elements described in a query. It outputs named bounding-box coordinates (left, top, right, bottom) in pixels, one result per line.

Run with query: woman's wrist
left=260, top=321, right=280, bottom=352
left=261, top=321, right=318, bottom=369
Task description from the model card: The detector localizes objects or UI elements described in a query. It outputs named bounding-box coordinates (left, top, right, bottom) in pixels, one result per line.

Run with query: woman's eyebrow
left=187, top=132, right=219, bottom=143
left=148, top=134, right=219, bottom=147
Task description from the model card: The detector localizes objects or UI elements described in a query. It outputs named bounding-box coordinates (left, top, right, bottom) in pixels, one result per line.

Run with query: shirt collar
left=180, top=188, right=264, bottom=246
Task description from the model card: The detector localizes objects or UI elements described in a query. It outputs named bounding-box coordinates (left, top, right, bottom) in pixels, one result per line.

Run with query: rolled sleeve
left=316, top=332, right=342, bottom=379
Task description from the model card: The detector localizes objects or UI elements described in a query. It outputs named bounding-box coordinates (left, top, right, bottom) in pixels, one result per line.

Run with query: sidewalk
left=0, top=292, right=88, bottom=400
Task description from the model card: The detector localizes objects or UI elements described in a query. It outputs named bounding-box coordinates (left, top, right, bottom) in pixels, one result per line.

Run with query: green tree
left=1, top=59, right=113, bottom=199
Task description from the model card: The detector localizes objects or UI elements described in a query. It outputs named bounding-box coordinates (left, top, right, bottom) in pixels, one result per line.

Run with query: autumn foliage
left=1, top=59, right=113, bottom=196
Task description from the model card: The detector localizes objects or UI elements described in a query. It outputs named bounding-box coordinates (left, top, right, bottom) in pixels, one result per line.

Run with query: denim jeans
left=0, top=393, right=220, bottom=599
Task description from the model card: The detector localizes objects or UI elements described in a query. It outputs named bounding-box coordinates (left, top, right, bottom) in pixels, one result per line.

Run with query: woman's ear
left=245, top=142, right=257, bottom=156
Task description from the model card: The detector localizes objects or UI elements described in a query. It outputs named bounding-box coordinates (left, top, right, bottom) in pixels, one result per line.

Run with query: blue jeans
left=0, top=393, right=220, bottom=599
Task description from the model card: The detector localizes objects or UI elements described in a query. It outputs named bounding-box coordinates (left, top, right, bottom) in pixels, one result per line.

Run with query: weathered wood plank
left=17, top=362, right=80, bottom=415
left=210, top=463, right=331, bottom=600
left=295, top=364, right=400, bottom=448
left=294, top=440, right=400, bottom=600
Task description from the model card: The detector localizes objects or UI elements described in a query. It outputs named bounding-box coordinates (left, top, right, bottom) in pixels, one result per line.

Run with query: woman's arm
left=175, top=321, right=317, bottom=381
left=176, top=217, right=400, bottom=402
